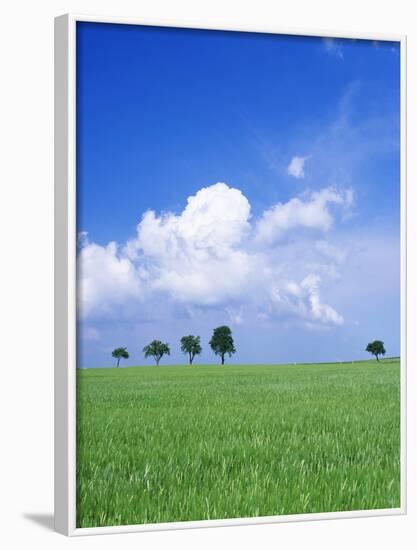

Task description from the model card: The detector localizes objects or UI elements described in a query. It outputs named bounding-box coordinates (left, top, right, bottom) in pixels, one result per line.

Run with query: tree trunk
left=156, top=357, right=160, bottom=366
left=221, top=354, right=225, bottom=365
left=376, top=354, right=379, bottom=361
left=189, top=353, right=193, bottom=365
left=117, top=357, right=120, bottom=368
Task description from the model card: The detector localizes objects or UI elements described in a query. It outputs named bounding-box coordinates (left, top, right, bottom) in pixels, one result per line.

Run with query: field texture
left=76, top=360, right=401, bottom=527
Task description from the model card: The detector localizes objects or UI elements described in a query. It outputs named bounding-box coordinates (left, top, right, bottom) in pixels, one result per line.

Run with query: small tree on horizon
left=143, top=340, right=170, bottom=366
left=180, top=335, right=202, bottom=365
left=366, top=340, right=386, bottom=361
left=111, top=347, right=129, bottom=368
left=209, top=325, right=236, bottom=365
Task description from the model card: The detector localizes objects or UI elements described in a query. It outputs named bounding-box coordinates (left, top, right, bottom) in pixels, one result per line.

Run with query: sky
left=76, top=22, right=401, bottom=368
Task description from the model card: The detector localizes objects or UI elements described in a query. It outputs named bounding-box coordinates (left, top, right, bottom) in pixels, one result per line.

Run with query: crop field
left=76, top=359, right=401, bottom=528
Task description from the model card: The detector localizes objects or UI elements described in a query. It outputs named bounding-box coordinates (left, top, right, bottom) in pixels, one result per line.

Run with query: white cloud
left=124, top=182, right=254, bottom=306
left=78, top=239, right=143, bottom=319
left=129, top=182, right=250, bottom=256
left=301, top=274, right=344, bottom=325
left=77, top=231, right=89, bottom=249
left=78, top=183, right=348, bottom=328
left=269, top=275, right=343, bottom=326
left=255, top=187, right=353, bottom=245
left=287, top=155, right=310, bottom=179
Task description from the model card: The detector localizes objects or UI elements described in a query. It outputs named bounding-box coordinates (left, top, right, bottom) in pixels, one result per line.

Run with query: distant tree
left=366, top=340, right=386, bottom=361
left=111, top=347, right=129, bottom=368
left=180, top=335, right=202, bottom=365
left=143, top=340, right=170, bottom=366
left=209, top=325, right=236, bottom=365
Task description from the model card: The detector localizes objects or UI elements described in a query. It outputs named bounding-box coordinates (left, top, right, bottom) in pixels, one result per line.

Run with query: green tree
left=143, top=340, right=170, bottom=366
left=209, top=325, right=236, bottom=365
left=180, top=335, right=202, bottom=365
left=111, top=347, right=129, bottom=368
left=366, top=340, right=386, bottom=361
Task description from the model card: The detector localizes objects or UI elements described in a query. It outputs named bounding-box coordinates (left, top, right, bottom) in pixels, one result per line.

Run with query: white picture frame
left=54, top=13, right=407, bottom=536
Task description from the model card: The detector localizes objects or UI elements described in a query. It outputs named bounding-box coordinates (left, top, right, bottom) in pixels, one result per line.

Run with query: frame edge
left=55, top=13, right=407, bottom=536
left=54, top=13, right=76, bottom=536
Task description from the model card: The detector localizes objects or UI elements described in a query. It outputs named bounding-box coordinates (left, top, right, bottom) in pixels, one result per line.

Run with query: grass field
left=76, top=359, right=401, bottom=528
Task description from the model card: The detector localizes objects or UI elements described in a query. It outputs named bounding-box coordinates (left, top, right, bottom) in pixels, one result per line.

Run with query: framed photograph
left=54, top=14, right=406, bottom=536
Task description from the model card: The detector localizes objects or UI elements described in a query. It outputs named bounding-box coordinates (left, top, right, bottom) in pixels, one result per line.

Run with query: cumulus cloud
left=287, top=155, right=310, bottom=179
left=78, top=238, right=143, bottom=319
left=127, top=182, right=250, bottom=257
left=125, top=182, right=253, bottom=306
left=78, top=182, right=348, bottom=328
left=255, top=187, right=353, bottom=245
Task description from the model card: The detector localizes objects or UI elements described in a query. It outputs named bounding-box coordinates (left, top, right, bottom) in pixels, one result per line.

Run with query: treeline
left=111, top=335, right=387, bottom=368
left=111, top=325, right=235, bottom=367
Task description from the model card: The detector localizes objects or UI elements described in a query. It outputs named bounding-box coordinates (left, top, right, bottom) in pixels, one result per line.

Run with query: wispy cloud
left=322, top=37, right=344, bottom=59
left=83, top=327, right=101, bottom=341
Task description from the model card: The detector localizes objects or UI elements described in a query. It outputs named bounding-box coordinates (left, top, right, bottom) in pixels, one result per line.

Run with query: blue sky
left=76, top=22, right=401, bottom=367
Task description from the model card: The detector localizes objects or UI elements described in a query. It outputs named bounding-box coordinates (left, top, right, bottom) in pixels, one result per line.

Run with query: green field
left=76, top=359, right=401, bottom=528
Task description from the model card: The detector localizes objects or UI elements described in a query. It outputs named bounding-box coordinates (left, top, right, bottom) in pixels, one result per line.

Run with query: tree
left=143, top=340, right=170, bottom=366
left=111, top=347, right=129, bottom=368
left=209, top=325, right=236, bottom=365
left=366, top=340, right=386, bottom=361
left=180, top=335, right=202, bottom=365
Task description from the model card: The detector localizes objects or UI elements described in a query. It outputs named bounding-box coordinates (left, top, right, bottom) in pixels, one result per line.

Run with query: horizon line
left=77, top=356, right=401, bottom=369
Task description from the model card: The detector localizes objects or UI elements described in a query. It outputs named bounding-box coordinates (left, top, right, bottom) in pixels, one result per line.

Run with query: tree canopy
left=180, top=335, right=202, bottom=365
left=366, top=340, right=386, bottom=361
left=209, top=325, right=236, bottom=365
left=143, top=340, right=170, bottom=366
left=111, top=347, right=129, bottom=368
